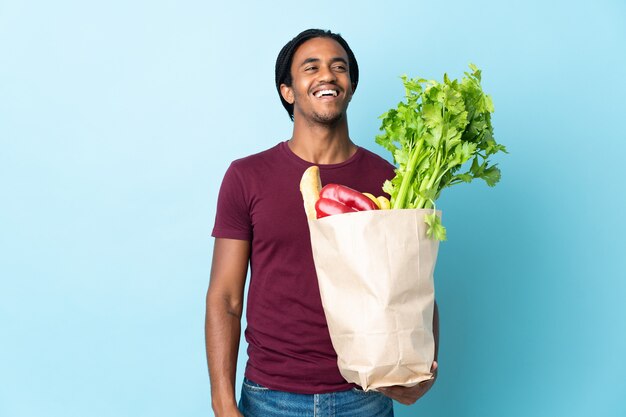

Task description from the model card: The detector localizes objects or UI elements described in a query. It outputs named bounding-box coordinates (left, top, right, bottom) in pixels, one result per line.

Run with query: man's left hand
left=378, top=361, right=438, bottom=405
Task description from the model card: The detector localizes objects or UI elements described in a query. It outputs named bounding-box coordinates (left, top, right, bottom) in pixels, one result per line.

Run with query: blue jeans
left=238, top=378, right=394, bottom=417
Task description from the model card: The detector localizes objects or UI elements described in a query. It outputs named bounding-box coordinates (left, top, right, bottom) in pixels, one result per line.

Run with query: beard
left=310, top=107, right=345, bottom=126
left=292, top=93, right=350, bottom=126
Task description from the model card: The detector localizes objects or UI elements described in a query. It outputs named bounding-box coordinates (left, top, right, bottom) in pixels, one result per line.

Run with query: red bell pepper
left=319, top=184, right=379, bottom=212
left=315, top=198, right=358, bottom=219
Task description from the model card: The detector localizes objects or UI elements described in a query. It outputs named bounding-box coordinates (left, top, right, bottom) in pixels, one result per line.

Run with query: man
left=205, top=29, right=439, bottom=417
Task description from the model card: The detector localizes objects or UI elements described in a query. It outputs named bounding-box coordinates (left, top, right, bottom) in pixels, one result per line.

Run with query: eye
left=333, top=65, right=347, bottom=72
left=305, top=66, right=318, bottom=72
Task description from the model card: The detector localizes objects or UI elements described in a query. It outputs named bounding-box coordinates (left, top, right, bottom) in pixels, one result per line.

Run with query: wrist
left=212, top=397, right=238, bottom=415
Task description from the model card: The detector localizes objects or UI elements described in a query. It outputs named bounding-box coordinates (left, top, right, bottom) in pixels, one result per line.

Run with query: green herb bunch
left=376, top=64, right=507, bottom=240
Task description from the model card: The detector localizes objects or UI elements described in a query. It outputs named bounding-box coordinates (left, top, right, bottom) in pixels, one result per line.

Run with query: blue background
left=1, top=0, right=625, bottom=416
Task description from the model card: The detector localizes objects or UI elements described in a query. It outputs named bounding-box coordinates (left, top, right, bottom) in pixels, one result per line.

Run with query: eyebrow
left=299, top=57, right=348, bottom=67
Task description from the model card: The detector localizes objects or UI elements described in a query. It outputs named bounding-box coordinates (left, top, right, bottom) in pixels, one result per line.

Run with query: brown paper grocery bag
left=308, top=208, right=440, bottom=391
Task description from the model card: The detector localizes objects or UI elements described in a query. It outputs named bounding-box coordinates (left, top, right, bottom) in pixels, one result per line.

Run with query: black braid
left=275, top=29, right=359, bottom=121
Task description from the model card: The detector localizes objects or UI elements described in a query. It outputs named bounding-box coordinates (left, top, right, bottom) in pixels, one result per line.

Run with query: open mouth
left=313, top=89, right=339, bottom=98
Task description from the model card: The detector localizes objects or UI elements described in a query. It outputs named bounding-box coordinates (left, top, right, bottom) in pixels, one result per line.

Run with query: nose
left=318, top=64, right=337, bottom=83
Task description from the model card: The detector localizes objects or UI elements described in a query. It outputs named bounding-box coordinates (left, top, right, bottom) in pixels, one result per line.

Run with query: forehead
left=291, top=37, right=349, bottom=65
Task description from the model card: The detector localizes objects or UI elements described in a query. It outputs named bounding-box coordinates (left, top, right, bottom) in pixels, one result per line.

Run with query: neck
left=288, top=115, right=356, bottom=164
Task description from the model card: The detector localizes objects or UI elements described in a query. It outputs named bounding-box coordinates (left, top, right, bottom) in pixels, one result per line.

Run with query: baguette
left=299, top=166, right=322, bottom=220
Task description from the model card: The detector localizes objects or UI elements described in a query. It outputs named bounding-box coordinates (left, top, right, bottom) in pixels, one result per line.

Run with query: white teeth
left=314, top=89, right=338, bottom=98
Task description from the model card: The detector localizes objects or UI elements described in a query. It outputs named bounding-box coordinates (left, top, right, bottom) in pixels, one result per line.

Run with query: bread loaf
left=299, top=166, right=322, bottom=220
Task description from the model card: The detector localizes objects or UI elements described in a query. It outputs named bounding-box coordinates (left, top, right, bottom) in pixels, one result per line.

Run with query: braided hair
left=275, top=29, right=359, bottom=121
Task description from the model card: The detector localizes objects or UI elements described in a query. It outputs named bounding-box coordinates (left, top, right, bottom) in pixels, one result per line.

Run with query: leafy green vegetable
left=376, top=64, right=507, bottom=240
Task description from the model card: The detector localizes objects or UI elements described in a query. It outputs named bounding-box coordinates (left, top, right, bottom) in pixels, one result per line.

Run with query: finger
left=379, top=386, right=407, bottom=398
left=378, top=387, right=401, bottom=402
left=422, top=378, right=435, bottom=387
left=382, top=387, right=426, bottom=405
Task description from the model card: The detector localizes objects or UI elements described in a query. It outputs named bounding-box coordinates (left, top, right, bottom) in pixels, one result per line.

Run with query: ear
left=280, top=84, right=295, bottom=104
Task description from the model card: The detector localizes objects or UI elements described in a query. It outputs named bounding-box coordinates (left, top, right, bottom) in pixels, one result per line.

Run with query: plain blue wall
left=1, top=0, right=625, bottom=416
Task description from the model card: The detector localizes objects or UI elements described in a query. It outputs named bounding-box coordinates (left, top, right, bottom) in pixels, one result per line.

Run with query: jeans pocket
left=339, top=388, right=393, bottom=417
left=242, top=377, right=270, bottom=392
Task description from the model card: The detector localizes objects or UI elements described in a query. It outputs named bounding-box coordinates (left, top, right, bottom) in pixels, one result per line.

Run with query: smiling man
left=205, top=29, right=438, bottom=417
left=279, top=37, right=351, bottom=127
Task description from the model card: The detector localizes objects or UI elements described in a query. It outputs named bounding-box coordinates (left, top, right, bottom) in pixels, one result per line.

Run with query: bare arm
left=205, top=238, right=250, bottom=417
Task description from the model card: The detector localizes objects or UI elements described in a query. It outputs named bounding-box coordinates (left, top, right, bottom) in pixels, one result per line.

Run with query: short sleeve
left=211, top=163, right=252, bottom=240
